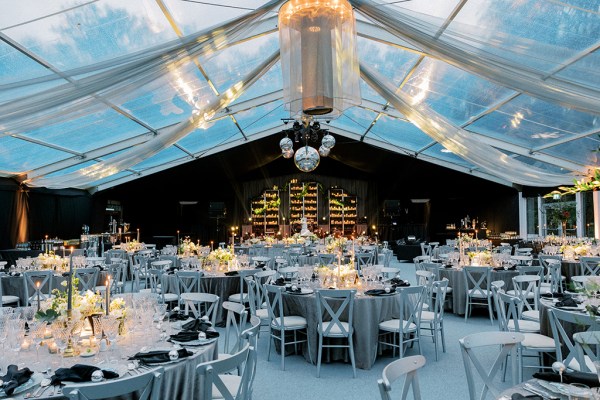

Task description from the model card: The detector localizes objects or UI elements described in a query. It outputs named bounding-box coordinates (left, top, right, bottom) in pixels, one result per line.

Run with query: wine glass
left=29, top=321, right=46, bottom=366
left=51, top=322, right=69, bottom=367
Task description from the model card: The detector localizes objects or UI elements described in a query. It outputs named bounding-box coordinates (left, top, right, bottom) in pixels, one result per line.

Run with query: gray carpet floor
left=214, top=260, right=535, bottom=400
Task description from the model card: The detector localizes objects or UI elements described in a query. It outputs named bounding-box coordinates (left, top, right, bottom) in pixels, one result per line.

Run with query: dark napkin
left=533, top=371, right=600, bottom=387
left=50, top=364, right=118, bottom=386
left=168, top=311, right=189, bottom=321
left=171, top=318, right=219, bottom=341
left=224, top=270, right=239, bottom=276
left=493, top=266, right=517, bottom=271
left=129, top=348, right=193, bottom=364
left=285, top=286, right=301, bottom=293
left=443, top=264, right=454, bottom=269
left=556, top=297, right=579, bottom=308
left=364, top=289, right=392, bottom=296
left=1, top=365, right=33, bottom=395
left=541, top=292, right=568, bottom=299
left=511, top=394, right=542, bottom=400
left=390, top=278, right=410, bottom=288
left=255, top=262, right=265, bottom=269
left=274, top=277, right=286, bottom=286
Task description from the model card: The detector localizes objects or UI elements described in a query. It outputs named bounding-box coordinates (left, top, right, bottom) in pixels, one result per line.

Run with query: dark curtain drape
left=0, top=179, right=18, bottom=249
left=10, top=187, right=29, bottom=247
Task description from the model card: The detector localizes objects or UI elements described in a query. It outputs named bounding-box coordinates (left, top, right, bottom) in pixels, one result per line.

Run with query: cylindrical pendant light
left=279, top=0, right=361, bottom=119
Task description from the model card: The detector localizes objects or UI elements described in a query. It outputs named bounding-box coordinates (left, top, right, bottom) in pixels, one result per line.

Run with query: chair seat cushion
left=379, top=319, right=417, bottom=333
left=567, top=355, right=597, bottom=373
left=2, top=295, right=19, bottom=305
left=521, top=310, right=540, bottom=321
left=506, top=290, right=535, bottom=299
left=271, top=315, right=307, bottom=329
left=319, top=321, right=351, bottom=337
left=212, top=374, right=241, bottom=399
left=420, top=310, right=440, bottom=322
left=162, top=293, right=179, bottom=302
left=467, top=289, right=490, bottom=298
left=522, top=333, right=555, bottom=349
left=256, top=308, right=269, bottom=321
left=508, top=319, right=540, bottom=333
left=180, top=293, right=206, bottom=302
left=227, top=293, right=249, bottom=303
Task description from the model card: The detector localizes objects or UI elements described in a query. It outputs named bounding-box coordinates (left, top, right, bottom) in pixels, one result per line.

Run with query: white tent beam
left=531, top=126, right=600, bottom=153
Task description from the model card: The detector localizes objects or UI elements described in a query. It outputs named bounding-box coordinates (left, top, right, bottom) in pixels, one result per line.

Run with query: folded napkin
left=390, top=278, right=410, bottom=288
left=364, top=289, right=388, bottom=296
left=1, top=365, right=33, bottom=395
left=50, top=364, right=118, bottom=386
left=443, top=264, right=454, bottom=269
left=255, top=262, right=265, bottom=269
left=541, top=292, right=567, bottom=299
left=555, top=297, right=579, bottom=308
left=274, top=277, right=286, bottom=286
left=129, top=348, right=193, bottom=364
left=511, top=394, right=542, bottom=400
left=168, top=311, right=189, bottom=321
left=493, top=266, right=517, bottom=271
left=533, top=371, right=599, bottom=387
left=285, top=286, right=301, bottom=293
left=181, top=318, right=217, bottom=335
left=9, top=272, right=21, bottom=276
left=224, top=271, right=239, bottom=276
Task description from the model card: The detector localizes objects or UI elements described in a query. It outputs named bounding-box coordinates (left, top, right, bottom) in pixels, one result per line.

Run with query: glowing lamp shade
left=279, top=0, right=360, bottom=118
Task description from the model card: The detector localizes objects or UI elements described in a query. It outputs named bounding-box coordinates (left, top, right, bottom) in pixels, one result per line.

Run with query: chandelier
left=279, top=117, right=336, bottom=172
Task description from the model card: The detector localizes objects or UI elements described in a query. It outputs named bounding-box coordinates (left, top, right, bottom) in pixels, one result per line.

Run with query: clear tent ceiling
left=0, top=0, right=598, bottom=192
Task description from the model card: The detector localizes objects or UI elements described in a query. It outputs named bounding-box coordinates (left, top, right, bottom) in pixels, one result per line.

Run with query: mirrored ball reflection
left=282, top=149, right=294, bottom=159
left=279, top=137, right=293, bottom=151
left=321, top=134, right=336, bottom=149
left=294, top=146, right=320, bottom=172
left=318, top=145, right=330, bottom=157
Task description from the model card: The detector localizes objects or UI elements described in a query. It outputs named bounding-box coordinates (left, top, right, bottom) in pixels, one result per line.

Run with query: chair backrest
left=420, top=243, right=432, bottom=257
left=538, top=254, right=562, bottom=269
left=415, top=270, right=435, bottom=307
left=459, top=332, right=524, bottom=400
left=194, top=293, right=220, bottom=325
left=516, top=265, right=544, bottom=279
left=278, top=266, right=298, bottom=282
left=241, top=315, right=261, bottom=349
left=62, top=367, right=163, bottom=400
left=105, top=249, right=127, bottom=264
left=175, top=271, right=202, bottom=294
left=431, top=279, right=449, bottom=322
left=379, top=266, right=400, bottom=281
left=222, top=301, right=249, bottom=355
left=196, top=344, right=255, bottom=400
left=548, top=308, right=600, bottom=368
left=315, top=289, right=355, bottom=338
left=463, top=267, right=491, bottom=298
left=318, top=253, right=335, bottom=266
left=511, top=274, right=540, bottom=312
left=146, top=269, right=165, bottom=296
left=23, top=270, right=53, bottom=304
left=496, top=291, right=522, bottom=332
left=378, top=355, right=426, bottom=400
left=421, top=263, right=442, bottom=281
left=265, top=284, right=286, bottom=331
left=356, top=253, right=374, bottom=274
left=573, top=331, right=600, bottom=373
left=151, top=260, right=172, bottom=271
left=74, top=268, right=99, bottom=293
left=105, top=264, right=124, bottom=293
left=236, top=269, right=258, bottom=299
left=394, top=286, right=425, bottom=336
left=580, top=257, right=600, bottom=276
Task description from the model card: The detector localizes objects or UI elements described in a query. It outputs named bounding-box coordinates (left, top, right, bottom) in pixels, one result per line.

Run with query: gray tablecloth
left=439, top=268, right=519, bottom=315
left=163, top=274, right=240, bottom=324
left=561, top=260, right=580, bottom=283
left=281, top=291, right=400, bottom=370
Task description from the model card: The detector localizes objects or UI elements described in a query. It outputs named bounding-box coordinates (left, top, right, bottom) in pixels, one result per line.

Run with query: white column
left=537, top=196, right=544, bottom=237
left=518, top=192, right=527, bottom=239
left=594, top=191, right=600, bottom=240
left=576, top=192, right=584, bottom=238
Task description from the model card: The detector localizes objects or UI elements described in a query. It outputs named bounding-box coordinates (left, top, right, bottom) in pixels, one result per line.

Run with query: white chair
left=142, top=269, right=178, bottom=304
left=420, top=243, right=431, bottom=257
left=0, top=273, right=20, bottom=307
left=496, top=291, right=555, bottom=381
left=95, top=264, right=124, bottom=294
left=277, top=266, right=298, bottom=283
left=318, top=253, right=335, bottom=265
left=507, top=274, right=541, bottom=323
left=580, top=257, right=600, bottom=276
left=192, top=293, right=219, bottom=324
left=228, top=269, right=258, bottom=304
left=315, top=289, right=356, bottom=378
left=175, top=271, right=204, bottom=315
left=420, top=279, right=449, bottom=361
left=459, top=331, right=524, bottom=400
left=378, top=285, right=425, bottom=359
left=355, top=252, right=374, bottom=275
left=574, top=331, right=600, bottom=373
left=265, top=284, right=311, bottom=370
left=23, top=270, right=53, bottom=307
left=62, top=367, right=164, bottom=400
left=221, top=301, right=248, bottom=358
left=548, top=308, right=600, bottom=372
left=196, top=344, right=256, bottom=400
left=378, top=355, right=426, bottom=400
left=74, top=268, right=99, bottom=294
left=538, top=256, right=564, bottom=293
left=415, top=270, right=435, bottom=310
left=463, top=267, right=494, bottom=324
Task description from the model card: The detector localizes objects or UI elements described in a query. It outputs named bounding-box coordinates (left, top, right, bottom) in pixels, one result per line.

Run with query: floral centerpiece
left=36, top=251, right=66, bottom=272
left=263, top=235, right=276, bottom=245
left=560, top=244, right=591, bottom=260
left=123, top=240, right=144, bottom=252
left=314, top=264, right=358, bottom=288
left=467, top=250, right=492, bottom=266
left=324, top=236, right=348, bottom=253
left=36, top=278, right=103, bottom=323
left=205, top=247, right=236, bottom=272
left=179, top=237, right=197, bottom=256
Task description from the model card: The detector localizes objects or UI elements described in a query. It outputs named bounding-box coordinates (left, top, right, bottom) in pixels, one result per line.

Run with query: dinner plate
left=0, top=374, right=41, bottom=398
left=537, top=379, right=571, bottom=395
left=288, top=288, right=313, bottom=295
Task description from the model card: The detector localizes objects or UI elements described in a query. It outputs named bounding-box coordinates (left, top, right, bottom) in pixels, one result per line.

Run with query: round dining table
left=439, top=267, right=519, bottom=315
left=281, top=287, right=401, bottom=370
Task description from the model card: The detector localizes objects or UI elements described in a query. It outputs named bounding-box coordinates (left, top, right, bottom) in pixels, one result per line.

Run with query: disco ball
left=321, top=134, right=336, bottom=149
left=282, top=149, right=294, bottom=159
left=294, top=146, right=320, bottom=172
left=279, top=137, right=293, bottom=151
left=318, top=145, right=330, bottom=157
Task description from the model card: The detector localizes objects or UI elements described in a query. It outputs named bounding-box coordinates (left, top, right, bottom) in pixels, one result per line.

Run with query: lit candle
left=177, top=230, right=180, bottom=245
left=211, top=241, right=214, bottom=251
left=36, top=281, right=41, bottom=312
left=105, top=277, right=110, bottom=315
left=137, top=229, right=140, bottom=242
left=67, top=247, right=74, bottom=313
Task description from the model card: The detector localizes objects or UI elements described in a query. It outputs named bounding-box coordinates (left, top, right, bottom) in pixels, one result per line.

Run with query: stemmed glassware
left=29, top=321, right=46, bottom=366
left=51, top=322, right=70, bottom=367
left=101, top=316, right=120, bottom=363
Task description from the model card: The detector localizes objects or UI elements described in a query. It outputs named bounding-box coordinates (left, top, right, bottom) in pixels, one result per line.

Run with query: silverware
left=523, top=383, right=559, bottom=400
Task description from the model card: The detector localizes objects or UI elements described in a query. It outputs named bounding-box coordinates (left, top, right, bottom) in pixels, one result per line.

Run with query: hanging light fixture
left=279, top=0, right=361, bottom=119
left=279, top=117, right=335, bottom=172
